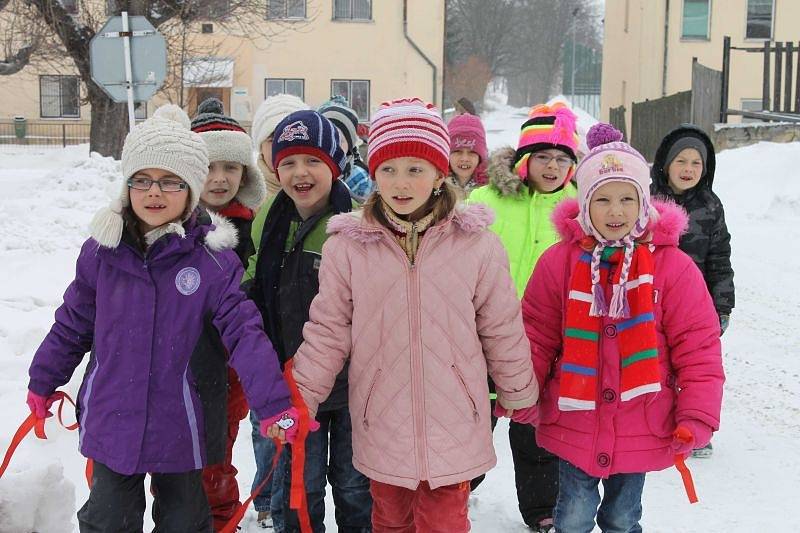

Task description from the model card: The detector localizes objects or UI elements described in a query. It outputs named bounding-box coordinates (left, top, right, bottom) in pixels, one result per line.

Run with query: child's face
left=260, top=135, right=275, bottom=174
left=589, top=181, right=640, bottom=241
left=277, top=153, right=333, bottom=219
left=667, top=148, right=703, bottom=194
left=375, top=157, right=444, bottom=219
left=449, top=149, right=480, bottom=183
left=526, top=149, right=573, bottom=193
left=201, top=161, right=244, bottom=210
left=128, top=168, right=190, bottom=233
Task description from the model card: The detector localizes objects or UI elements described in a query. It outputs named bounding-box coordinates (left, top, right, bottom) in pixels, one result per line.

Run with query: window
left=61, top=0, right=78, bottom=14
left=40, top=75, right=80, bottom=118
left=265, top=78, right=305, bottom=100
left=681, top=0, right=710, bottom=40
left=330, top=79, right=370, bottom=120
left=198, top=0, right=230, bottom=19
left=201, top=23, right=214, bottom=34
left=746, top=0, right=773, bottom=40
left=267, top=0, right=306, bottom=19
left=333, top=0, right=372, bottom=21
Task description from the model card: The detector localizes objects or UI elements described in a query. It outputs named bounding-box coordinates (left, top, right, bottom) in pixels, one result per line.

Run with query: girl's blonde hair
left=362, top=178, right=458, bottom=229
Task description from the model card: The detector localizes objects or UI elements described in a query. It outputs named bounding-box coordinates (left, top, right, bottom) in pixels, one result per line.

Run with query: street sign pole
left=122, top=11, right=136, bottom=131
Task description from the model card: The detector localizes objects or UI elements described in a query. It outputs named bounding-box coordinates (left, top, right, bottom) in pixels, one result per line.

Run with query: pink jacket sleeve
left=521, top=246, right=566, bottom=392
left=660, top=250, right=725, bottom=434
left=475, top=236, right=538, bottom=410
left=291, top=236, right=354, bottom=416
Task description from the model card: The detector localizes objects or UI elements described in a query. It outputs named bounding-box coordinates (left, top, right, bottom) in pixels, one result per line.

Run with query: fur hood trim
left=486, top=145, right=526, bottom=197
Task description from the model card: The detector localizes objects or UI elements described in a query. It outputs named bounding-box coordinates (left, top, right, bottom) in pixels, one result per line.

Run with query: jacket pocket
left=362, top=369, right=382, bottom=430
left=451, top=365, right=479, bottom=422
left=643, top=386, right=677, bottom=439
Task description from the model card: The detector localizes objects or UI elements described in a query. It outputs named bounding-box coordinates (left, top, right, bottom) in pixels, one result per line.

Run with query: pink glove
left=671, top=420, right=713, bottom=456
left=260, top=407, right=321, bottom=444
left=26, top=390, right=53, bottom=419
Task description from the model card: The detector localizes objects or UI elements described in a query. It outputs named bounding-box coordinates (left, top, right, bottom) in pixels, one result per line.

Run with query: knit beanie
left=514, top=102, right=580, bottom=183
left=251, top=93, right=311, bottom=150
left=89, top=104, right=209, bottom=248
left=318, top=95, right=361, bottom=153
left=190, top=97, right=266, bottom=210
left=577, top=122, right=652, bottom=243
left=664, top=136, right=708, bottom=175
left=367, top=98, right=450, bottom=177
left=447, top=113, right=488, bottom=163
left=271, top=110, right=346, bottom=180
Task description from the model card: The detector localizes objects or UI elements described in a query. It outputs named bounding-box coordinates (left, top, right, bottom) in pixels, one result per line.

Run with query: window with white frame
left=331, top=79, right=370, bottom=120
left=265, top=78, right=305, bottom=100
left=267, top=0, right=306, bottom=19
left=746, top=0, right=773, bottom=40
left=40, top=75, right=80, bottom=118
left=681, top=0, right=710, bottom=40
left=333, top=0, right=372, bottom=21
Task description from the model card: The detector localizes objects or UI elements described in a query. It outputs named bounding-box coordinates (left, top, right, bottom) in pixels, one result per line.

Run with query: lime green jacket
left=243, top=197, right=273, bottom=283
left=468, top=146, right=577, bottom=298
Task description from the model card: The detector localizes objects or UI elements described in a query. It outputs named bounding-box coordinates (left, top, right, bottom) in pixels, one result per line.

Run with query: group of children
left=25, top=90, right=732, bottom=532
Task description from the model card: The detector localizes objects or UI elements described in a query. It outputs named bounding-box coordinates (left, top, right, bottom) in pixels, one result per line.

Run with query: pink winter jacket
left=292, top=203, right=538, bottom=489
left=522, top=198, right=724, bottom=478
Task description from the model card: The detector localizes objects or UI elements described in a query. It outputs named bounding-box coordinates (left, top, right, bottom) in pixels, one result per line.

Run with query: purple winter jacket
left=28, top=211, right=291, bottom=475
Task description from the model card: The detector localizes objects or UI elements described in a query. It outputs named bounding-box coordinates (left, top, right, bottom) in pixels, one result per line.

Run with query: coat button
left=604, top=325, right=617, bottom=338
left=597, top=453, right=610, bottom=467
left=602, top=389, right=616, bottom=403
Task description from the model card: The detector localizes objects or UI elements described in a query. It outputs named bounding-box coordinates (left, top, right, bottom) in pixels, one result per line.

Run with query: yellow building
left=0, top=0, right=445, bottom=126
left=601, top=0, right=800, bottom=128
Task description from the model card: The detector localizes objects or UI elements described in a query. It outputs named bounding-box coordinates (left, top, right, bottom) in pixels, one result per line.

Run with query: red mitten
left=260, top=407, right=321, bottom=444
left=511, top=405, right=540, bottom=426
left=671, top=420, right=713, bottom=456
left=26, top=390, right=53, bottom=419
left=493, top=402, right=509, bottom=419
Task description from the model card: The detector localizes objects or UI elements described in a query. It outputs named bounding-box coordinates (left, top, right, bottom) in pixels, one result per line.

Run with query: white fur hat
left=89, top=104, right=209, bottom=248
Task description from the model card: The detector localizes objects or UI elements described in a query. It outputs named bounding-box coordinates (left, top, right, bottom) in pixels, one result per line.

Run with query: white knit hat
left=251, top=93, right=310, bottom=150
left=89, top=104, right=209, bottom=248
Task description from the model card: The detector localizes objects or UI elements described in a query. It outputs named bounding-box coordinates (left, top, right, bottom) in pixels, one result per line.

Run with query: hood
left=551, top=197, right=688, bottom=247
left=326, top=202, right=495, bottom=244
left=651, top=124, right=716, bottom=193
left=485, top=145, right=526, bottom=197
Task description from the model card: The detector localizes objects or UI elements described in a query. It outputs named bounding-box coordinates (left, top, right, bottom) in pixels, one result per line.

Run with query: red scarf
left=560, top=244, right=660, bottom=410
left=218, top=200, right=254, bottom=221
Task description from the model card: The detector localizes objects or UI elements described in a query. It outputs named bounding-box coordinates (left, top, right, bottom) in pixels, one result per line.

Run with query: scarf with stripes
left=560, top=243, right=660, bottom=410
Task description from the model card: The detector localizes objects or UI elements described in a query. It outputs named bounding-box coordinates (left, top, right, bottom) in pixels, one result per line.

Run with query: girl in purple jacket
left=26, top=106, right=299, bottom=531
left=519, top=124, right=724, bottom=532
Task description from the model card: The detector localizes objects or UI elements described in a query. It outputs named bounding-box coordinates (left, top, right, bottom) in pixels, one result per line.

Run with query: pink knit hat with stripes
left=514, top=102, right=580, bottom=184
left=367, top=98, right=451, bottom=178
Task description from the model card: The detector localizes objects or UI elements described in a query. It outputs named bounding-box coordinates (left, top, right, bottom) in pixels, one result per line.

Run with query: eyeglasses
left=530, top=153, right=574, bottom=169
left=127, top=176, right=188, bottom=192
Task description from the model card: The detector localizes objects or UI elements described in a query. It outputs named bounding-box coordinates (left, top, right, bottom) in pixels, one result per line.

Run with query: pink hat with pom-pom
left=576, top=122, right=652, bottom=242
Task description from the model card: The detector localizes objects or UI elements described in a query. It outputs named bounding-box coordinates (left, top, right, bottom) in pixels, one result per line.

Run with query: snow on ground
left=0, top=129, right=799, bottom=531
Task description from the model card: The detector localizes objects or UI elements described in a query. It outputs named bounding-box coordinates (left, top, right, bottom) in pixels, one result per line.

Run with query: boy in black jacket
left=651, top=124, right=734, bottom=457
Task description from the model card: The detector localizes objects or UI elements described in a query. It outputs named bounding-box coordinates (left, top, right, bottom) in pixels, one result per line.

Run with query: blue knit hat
left=271, top=110, right=346, bottom=180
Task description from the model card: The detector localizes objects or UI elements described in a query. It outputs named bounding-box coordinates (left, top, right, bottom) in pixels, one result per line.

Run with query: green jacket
left=243, top=199, right=271, bottom=283
left=469, top=146, right=576, bottom=298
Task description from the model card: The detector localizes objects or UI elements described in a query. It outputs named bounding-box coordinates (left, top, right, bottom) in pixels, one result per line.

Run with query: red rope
left=283, top=359, right=314, bottom=533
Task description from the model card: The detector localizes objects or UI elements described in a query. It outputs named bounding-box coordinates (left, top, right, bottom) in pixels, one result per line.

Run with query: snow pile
left=0, top=463, right=76, bottom=532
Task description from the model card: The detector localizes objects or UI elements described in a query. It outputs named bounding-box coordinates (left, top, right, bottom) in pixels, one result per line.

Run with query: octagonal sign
left=90, top=16, right=167, bottom=103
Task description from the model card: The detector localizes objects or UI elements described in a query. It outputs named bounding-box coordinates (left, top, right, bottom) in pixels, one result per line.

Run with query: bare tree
left=0, top=0, right=307, bottom=158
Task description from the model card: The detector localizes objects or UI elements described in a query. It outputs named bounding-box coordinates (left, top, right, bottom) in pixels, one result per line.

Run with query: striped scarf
left=560, top=244, right=660, bottom=411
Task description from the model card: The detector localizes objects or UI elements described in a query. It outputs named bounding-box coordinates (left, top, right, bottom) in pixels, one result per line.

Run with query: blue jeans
left=282, top=405, right=372, bottom=533
left=250, top=410, right=286, bottom=530
left=554, top=459, right=645, bottom=533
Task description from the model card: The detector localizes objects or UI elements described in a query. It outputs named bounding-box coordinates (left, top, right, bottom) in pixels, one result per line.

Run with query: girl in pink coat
left=266, top=98, right=539, bottom=532
left=520, top=124, right=724, bottom=533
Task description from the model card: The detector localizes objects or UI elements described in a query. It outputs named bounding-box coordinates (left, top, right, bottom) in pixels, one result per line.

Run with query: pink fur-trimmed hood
left=551, top=198, right=688, bottom=247
left=326, top=202, right=495, bottom=244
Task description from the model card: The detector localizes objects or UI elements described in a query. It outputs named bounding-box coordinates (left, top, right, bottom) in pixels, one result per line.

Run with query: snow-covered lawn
left=1, top=106, right=798, bottom=531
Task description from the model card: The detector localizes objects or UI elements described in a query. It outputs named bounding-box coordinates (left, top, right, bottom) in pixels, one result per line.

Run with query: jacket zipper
left=362, top=369, right=382, bottom=429
left=451, top=364, right=479, bottom=421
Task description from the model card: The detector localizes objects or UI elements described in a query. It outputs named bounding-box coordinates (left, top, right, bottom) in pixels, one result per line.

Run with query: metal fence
left=0, top=120, right=90, bottom=147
